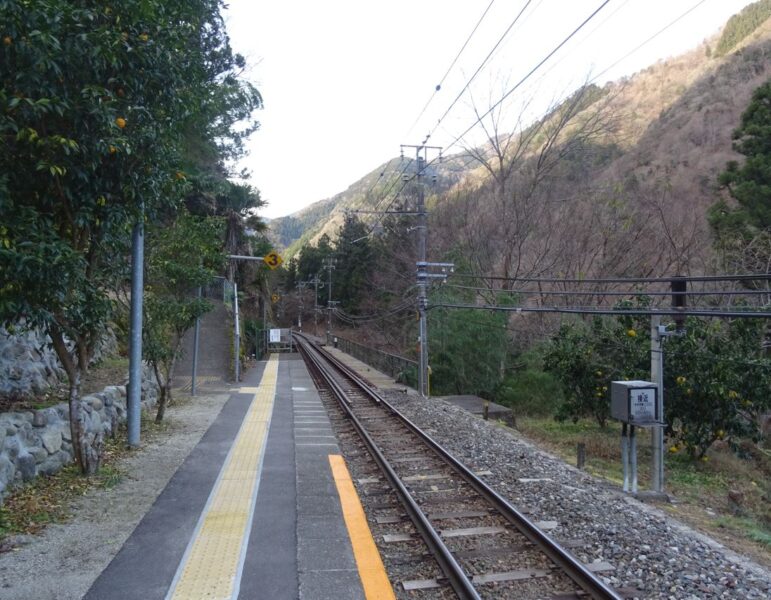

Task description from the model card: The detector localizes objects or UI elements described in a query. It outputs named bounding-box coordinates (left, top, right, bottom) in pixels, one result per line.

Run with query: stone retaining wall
left=0, top=324, right=118, bottom=399
left=0, top=367, right=158, bottom=502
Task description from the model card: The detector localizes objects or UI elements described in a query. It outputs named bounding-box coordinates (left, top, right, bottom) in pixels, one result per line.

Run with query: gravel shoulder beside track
left=385, top=393, right=771, bottom=600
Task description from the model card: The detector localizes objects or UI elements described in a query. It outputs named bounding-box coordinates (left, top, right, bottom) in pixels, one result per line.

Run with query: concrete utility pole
left=297, top=281, right=307, bottom=332
left=190, top=284, right=202, bottom=396
left=127, top=206, right=144, bottom=447
left=650, top=315, right=664, bottom=493
left=309, top=275, right=321, bottom=336
left=401, top=144, right=441, bottom=397
left=233, top=281, right=240, bottom=382
left=650, top=276, right=687, bottom=495
left=323, top=258, right=337, bottom=344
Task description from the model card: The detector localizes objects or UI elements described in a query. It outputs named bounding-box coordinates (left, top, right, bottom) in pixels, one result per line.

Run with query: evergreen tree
left=710, top=80, right=771, bottom=273
left=333, top=216, right=374, bottom=313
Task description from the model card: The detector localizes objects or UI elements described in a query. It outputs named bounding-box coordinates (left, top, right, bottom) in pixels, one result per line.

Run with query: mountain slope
left=270, top=5, right=771, bottom=265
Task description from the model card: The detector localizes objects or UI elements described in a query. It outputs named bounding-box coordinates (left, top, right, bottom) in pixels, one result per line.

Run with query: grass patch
left=715, top=516, right=771, bottom=550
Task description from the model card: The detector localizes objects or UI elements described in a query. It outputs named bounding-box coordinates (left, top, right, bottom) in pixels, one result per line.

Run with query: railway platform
left=84, top=353, right=392, bottom=600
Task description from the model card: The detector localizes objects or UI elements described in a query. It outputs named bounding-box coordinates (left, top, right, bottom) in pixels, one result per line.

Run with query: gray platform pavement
left=84, top=354, right=365, bottom=600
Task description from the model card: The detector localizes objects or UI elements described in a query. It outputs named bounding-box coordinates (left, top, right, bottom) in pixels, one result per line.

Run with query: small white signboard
left=630, top=388, right=656, bottom=422
left=269, top=328, right=281, bottom=343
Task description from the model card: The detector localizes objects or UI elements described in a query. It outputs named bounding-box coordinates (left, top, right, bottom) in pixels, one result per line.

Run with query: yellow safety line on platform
left=329, top=455, right=396, bottom=600
left=168, top=355, right=278, bottom=600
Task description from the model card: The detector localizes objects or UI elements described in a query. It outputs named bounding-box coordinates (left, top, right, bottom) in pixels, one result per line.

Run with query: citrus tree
left=0, top=0, right=261, bottom=472
left=543, top=311, right=649, bottom=427
left=665, top=317, right=771, bottom=458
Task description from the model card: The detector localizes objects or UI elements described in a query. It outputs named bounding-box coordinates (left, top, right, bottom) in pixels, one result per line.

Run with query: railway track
left=295, top=333, right=624, bottom=600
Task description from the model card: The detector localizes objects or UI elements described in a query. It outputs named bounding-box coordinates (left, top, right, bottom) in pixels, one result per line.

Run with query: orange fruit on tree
left=3, top=36, right=11, bottom=46
left=115, top=117, right=127, bottom=129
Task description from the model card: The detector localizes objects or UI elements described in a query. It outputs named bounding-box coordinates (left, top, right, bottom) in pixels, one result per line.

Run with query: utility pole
left=650, top=315, right=663, bottom=493
left=297, top=281, right=307, bottom=332
left=310, top=275, right=321, bottom=336
left=127, top=203, right=144, bottom=447
left=650, top=276, right=687, bottom=495
left=323, top=258, right=337, bottom=344
left=190, top=284, right=202, bottom=396
left=233, top=281, right=240, bottom=382
left=401, top=144, right=441, bottom=397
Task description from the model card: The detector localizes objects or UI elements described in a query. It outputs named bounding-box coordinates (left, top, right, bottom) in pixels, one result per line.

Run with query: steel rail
left=295, top=336, right=481, bottom=600
left=297, top=333, right=622, bottom=600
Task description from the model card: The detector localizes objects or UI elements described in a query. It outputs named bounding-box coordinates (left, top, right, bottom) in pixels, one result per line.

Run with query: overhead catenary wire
left=423, top=0, right=535, bottom=144
left=404, top=0, right=498, bottom=140
left=590, top=0, right=710, bottom=84
left=361, top=2, right=608, bottom=245
left=451, top=272, right=771, bottom=284
left=430, top=302, right=771, bottom=319
left=441, top=0, right=613, bottom=154
left=441, top=283, right=771, bottom=297
left=333, top=298, right=414, bottom=321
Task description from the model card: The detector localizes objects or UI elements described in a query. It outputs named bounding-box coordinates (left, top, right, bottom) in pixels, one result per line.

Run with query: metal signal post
left=323, top=258, right=337, bottom=344
left=401, top=144, right=442, bottom=397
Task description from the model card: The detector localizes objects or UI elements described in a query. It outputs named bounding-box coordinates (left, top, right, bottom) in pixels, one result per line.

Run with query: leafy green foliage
left=333, top=216, right=375, bottom=313
left=0, top=0, right=260, bottom=470
left=715, top=0, right=771, bottom=57
left=665, top=318, right=771, bottom=457
left=711, top=80, right=771, bottom=244
left=543, top=313, right=649, bottom=427
left=543, top=310, right=771, bottom=457
left=495, top=349, right=564, bottom=416
left=144, top=211, right=223, bottom=421
left=429, top=284, right=510, bottom=398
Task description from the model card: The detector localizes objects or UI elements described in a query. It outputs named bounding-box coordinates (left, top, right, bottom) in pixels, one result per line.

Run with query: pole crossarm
left=227, top=254, right=265, bottom=261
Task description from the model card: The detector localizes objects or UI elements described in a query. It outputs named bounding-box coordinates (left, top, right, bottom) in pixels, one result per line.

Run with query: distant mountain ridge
left=269, top=2, right=771, bottom=260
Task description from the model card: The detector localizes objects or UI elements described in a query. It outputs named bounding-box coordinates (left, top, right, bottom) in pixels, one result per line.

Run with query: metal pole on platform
left=263, top=296, right=267, bottom=357
left=234, top=282, right=240, bottom=382
left=651, top=315, right=664, bottom=493
left=191, top=285, right=201, bottom=396
left=128, top=205, right=144, bottom=447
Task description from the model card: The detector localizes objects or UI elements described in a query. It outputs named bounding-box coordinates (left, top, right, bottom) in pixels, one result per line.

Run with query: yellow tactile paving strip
left=329, top=455, right=396, bottom=600
left=167, top=355, right=278, bottom=600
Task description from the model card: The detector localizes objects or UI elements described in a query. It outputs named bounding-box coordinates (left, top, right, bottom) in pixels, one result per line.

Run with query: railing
left=334, top=336, right=418, bottom=387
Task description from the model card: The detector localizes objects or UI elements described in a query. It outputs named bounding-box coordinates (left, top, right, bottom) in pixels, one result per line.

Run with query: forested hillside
left=272, top=9, right=771, bottom=273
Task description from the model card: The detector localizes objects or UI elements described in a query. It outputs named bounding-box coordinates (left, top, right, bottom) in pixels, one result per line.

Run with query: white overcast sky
left=224, top=0, right=756, bottom=219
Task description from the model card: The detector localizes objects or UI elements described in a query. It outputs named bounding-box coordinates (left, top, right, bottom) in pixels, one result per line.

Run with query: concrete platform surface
left=84, top=354, right=369, bottom=600
left=323, top=345, right=417, bottom=395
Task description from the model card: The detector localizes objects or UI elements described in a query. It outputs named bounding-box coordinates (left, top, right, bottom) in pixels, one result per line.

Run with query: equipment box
left=610, top=381, right=659, bottom=426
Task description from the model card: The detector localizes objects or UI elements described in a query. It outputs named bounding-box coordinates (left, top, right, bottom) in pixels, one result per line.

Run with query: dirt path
left=0, top=389, right=230, bottom=600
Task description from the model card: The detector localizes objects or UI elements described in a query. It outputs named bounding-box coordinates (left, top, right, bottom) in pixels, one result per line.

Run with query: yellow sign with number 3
left=263, top=251, right=283, bottom=269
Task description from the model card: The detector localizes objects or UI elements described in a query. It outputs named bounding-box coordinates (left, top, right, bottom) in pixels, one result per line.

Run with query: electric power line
left=431, top=302, right=771, bottom=319
left=452, top=272, right=771, bottom=285
left=441, top=0, right=613, bottom=154
left=590, top=0, right=710, bottom=84
left=442, top=283, right=771, bottom=297
left=423, top=0, right=535, bottom=145
left=405, top=0, right=498, bottom=140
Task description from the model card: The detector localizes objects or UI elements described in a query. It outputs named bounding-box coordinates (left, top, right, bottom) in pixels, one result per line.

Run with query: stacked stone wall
left=0, top=325, right=118, bottom=399
left=0, top=367, right=158, bottom=502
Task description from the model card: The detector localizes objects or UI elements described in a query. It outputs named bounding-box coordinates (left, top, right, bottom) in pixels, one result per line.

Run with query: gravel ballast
left=384, top=392, right=771, bottom=599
